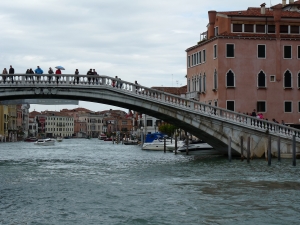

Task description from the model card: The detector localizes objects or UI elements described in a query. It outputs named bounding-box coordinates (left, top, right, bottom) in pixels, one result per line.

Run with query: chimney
left=282, top=0, right=286, bottom=6
left=289, top=0, right=294, bottom=4
left=261, top=3, right=266, bottom=14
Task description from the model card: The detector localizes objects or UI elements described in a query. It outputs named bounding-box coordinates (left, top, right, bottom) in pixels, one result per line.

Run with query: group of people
left=2, top=65, right=15, bottom=83
left=250, top=109, right=285, bottom=125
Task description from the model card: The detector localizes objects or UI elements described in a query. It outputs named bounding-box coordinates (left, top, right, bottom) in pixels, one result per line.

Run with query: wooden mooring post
left=293, top=135, right=296, bottom=166
left=164, top=137, right=166, bottom=153
left=240, top=136, right=244, bottom=161
left=268, top=136, right=271, bottom=166
left=247, top=137, right=250, bottom=163
left=186, top=135, right=189, bottom=155
left=228, top=137, right=232, bottom=162
left=174, top=135, right=178, bottom=155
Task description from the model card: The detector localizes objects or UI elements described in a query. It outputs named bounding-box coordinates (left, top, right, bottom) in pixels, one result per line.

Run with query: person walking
left=74, top=69, right=79, bottom=84
left=9, top=65, right=14, bottom=83
left=48, top=67, right=54, bottom=83
left=35, top=66, right=43, bottom=82
left=2, top=68, right=8, bottom=84
left=55, top=68, right=61, bottom=85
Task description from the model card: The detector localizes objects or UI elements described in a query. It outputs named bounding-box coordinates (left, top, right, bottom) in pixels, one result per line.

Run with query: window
left=258, top=45, right=266, bottom=58
left=232, top=24, right=242, bottom=32
left=187, top=56, right=190, bottom=68
left=256, top=25, right=265, bottom=33
left=213, top=45, right=217, bottom=59
left=284, top=46, right=292, bottom=59
left=284, top=101, right=292, bottom=113
left=270, top=75, right=276, bottom=82
left=199, top=74, right=202, bottom=93
left=298, top=46, right=300, bottom=59
left=226, top=101, right=235, bottom=111
left=215, top=27, right=219, bottom=36
left=199, top=51, right=202, bottom=63
left=258, top=71, right=266, bottom=87
left=203, top=74, right=206, bottom=92
left=191, top=54, right=194, bottom=66
left=196, top=53, right=199, bottom=64
left=244, top=24, right=254, bottom=32
left=291, top=26, right=299, bottom=34
left=146, top=120, right=153, bottom=126
left=280, top=25, right=289, bottom=33
left=267, top=25, right=275, bottom=33
left=226, top=44, right=234, bottom=58
left=284, top=70, right=292, bottom=88
left=257, top=101, right=266, bottom=112
left=298, top=102, right=300, bottom=113
left=298, top=73, right=300, bottom=88
left=213, top=69, right=218, bottom=90
left=226, top=70, right=235, bottom=87
left=203, top=50, right=206, bottom=62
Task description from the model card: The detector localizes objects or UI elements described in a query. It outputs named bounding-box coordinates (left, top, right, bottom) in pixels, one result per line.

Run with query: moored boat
left=123, top=140, right=139, bottom=145
left=104, top=137, right=112, bottom=141
left=24, top=137, right=38, bottom=142
left=176, top=140, right=221, bottom=155
left=98, top=133, right=107, bottom=140
left=34, top=138, right=55, bottom=146
left=56, top=136, right=63, bottom=142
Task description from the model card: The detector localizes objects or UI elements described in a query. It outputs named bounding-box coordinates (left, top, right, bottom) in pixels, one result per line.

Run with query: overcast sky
left=0, top=0, right=270, bottom=112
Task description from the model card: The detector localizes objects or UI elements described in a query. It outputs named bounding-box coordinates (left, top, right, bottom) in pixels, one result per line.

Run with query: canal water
left=0, top=139, right=299, bottom=225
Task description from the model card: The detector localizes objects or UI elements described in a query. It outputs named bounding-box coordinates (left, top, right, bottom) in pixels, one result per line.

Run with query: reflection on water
left=0, top=139, right=300, bottom=225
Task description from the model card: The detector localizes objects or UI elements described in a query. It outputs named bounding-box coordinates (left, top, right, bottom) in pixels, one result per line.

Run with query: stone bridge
left=0, top=74, right=299, bottom=157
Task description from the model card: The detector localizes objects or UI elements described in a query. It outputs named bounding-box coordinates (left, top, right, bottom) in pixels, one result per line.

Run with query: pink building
left=186, top=1, right=300, bottom=126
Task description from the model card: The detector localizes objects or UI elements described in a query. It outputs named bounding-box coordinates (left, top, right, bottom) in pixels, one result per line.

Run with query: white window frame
left=226, top=43, right=235, bottom=58
left=257, top=70, right=267, bottom=88
left=283, top=45, right=292, bottom=59
left=213, top=44, right=217, bottom=59
left=226, top=69, right=235, bottom=88
left=203, top=49, right=206, bottom=63
left=187, top=55, right=191, bottom=68
left=226, top=100, right=235, bottom=111
left=270, top=75, right=276, bottom=82
left=283, top=70, right=293, bottom=89
left=298, top=45, right=300, bottom=59
left=214, top=26, right=219, bottom=36
left=257, top=101, right=267, bottom=113
left=257, top=44, right=266, bottom=59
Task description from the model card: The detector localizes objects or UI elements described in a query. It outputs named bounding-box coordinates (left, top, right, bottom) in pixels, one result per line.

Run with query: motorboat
left=34, top=138, right=55, bottom=146
left=98, top=133, right=107, bottom=140
left=24, top=137, right=38, bottom=142
left=123, top=140, right=139, bottom=145
left=176, top=140, right=221, bottom=155
left=56, top=136, right=63, bottom=142
left=142, top=138, right=180, bottom=151
left=104, top=137, right=113, bottom=141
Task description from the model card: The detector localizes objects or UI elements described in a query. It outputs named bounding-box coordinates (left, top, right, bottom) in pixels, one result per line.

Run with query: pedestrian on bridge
left=9, top=65, right=14, bottom=83
left=93, top=69, right=98, bottom=84
left=48, top=67, right=54, bottom=83
left=35, top=66, right=43, bottom=82
left=2, top=68, right=8, bottom=84
left=74, top=69, right=79, bottom=84
left=55, top=68, right=61, bottom=85
left=87, top=69, right=93, bottom=84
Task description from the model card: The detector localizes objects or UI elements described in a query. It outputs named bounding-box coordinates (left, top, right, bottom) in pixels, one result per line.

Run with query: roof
left=151, top=86, right=187, bottom=96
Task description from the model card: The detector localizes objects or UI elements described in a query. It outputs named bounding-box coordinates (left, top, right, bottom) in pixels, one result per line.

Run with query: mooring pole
left=247, top=137, right=250, bottom=163
left=228, top=137, right=232, bottom=162
left=186, top=135, right=189, bottom=155
left=277, top=136, right=281, bottom=162
left=175, top=135, right=178, bottom=155
left=112, top=136, right=115, bottom=144
left=293, top=135, right=296, bottom=166
left=240, top=136, right=244, bottom=161
left=164, top=137, right=166, bottom=153
left=268, top=136, right=271, bottom=166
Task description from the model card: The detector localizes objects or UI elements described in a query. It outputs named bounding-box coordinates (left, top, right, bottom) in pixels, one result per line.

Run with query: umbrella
left=55, top=66, right=65, bottom=70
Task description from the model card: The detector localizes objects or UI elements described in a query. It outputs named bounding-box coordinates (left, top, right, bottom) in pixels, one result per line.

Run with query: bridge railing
left=0, top=74, right=299, bottom=139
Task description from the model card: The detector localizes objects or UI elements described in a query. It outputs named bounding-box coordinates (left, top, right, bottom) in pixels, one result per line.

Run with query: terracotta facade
left=186, top=1, right=300, bottom=125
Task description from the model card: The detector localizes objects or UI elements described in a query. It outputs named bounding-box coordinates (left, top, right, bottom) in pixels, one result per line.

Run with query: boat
left=176, top=140, right=221, bottom=155
left=123, top=140, right=139, bottom=145
left=98, top=133, right=107, bottom=140
left=142, top=138, right=181, bottom=151
left=56, top=136, right=63, bottom=142
left=34, top=138, right=55, bottom=146
left=24, top=137, right=38, bottom=142
left=104, top=137, right=113, bottom=141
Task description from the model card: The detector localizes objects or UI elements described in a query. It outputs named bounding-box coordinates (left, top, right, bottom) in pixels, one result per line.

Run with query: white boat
left=142, top=138, right=181, bottom=151
left=176, top=140, right=221, bottom=155
left=34, top=138, right=55, bottom=146
left=56, top=136, right=63, bottom=142
left=98, top=133, right=107, bottom=140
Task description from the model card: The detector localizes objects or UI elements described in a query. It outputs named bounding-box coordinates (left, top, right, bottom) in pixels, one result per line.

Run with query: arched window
left=298, top=72, right=300, bottom=88
left=284, top=70, right=292, bottom=88
left=258, top=71, right=266, bottom=87
left=213, top=69, right=218, bottom=90
left=226, top=70, right=235, bottom=87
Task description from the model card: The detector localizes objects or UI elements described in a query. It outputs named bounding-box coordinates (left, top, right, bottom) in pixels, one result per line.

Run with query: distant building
left=186, top=1, right=300, bottom=125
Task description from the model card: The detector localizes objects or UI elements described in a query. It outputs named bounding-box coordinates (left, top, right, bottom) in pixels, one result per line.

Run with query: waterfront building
left=21, top=104, right=30, bottom=138
left=0, top=105, right=9, bottom=138
left=186, top=1, right=300, bottom=125
left=28, top=111, right=40, bottom=137
left=8, top=105, right=17, bottom=140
